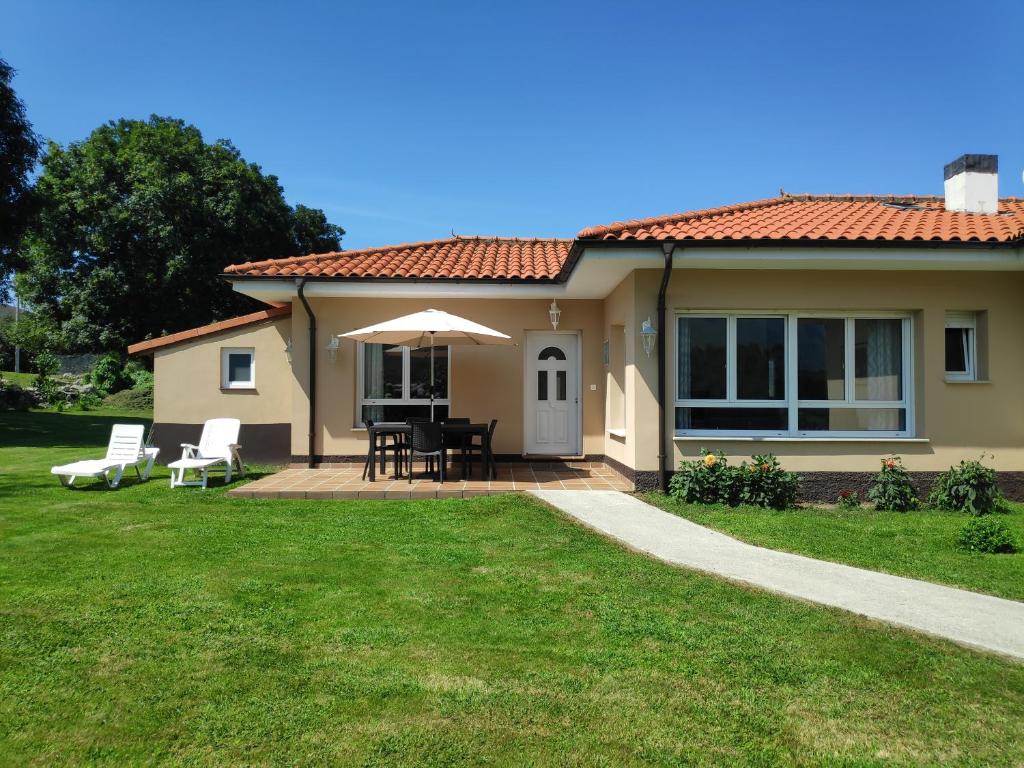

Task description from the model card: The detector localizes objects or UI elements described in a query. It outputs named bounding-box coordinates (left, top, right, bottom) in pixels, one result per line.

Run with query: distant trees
left=0, top=57, right=41, bottom=296
left=17, top=115, right=344, bottom=352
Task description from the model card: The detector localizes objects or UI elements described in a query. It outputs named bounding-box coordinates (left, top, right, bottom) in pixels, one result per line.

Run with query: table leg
left=368, top=434, right=377, bottom=482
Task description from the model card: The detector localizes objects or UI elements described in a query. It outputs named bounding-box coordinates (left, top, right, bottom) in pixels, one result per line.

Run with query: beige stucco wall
left=153, top=317, right=292, bottom=425
left=625, top=268, right=1024, bottom=472
left=289, top=297, right=607, bottom=459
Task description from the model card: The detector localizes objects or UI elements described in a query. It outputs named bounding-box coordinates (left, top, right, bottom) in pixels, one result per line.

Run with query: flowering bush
left=836, top=490, right=863, bottom=510
left=867, top=456, right=918, bottom=512
left=956, top=517, right=1018, bottom=554
left=669, top=450, right=797, bottom=509
left=737, top=454, right=799, bottom=510
left=668, top=450, right=739, bottom=505
left=928, top=457, right=1002, bottom=515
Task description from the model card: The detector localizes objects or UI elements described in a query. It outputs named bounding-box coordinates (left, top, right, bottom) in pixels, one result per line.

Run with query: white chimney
left=943, top=154, right=998, bottom=214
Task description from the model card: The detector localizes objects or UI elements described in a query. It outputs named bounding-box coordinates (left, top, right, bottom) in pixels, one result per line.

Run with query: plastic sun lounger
left=167, top=418, right=244, bottom=489
left=50, top=424, right=158, bottom=488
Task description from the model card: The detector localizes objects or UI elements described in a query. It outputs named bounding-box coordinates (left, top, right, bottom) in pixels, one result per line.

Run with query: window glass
left=675, top=407, right=788, bottom=432
left=797, top=318, right=845, bottom=400
left=678, top=317, right=726, bottom=399
left=854, top=319, right=902, bottom=401
left=538, top=346, right=566, bottom=361
left=798, top=408, right=906, bottom=432
left=537, top=370, right=548, bottom=400
left=410, top=346, right=449, bottom=399
left=945, top=328, right=968, bottom=373
left=363, top=344, right=403, bottom=399
left=736, top=318, right=785, bottom=400
left=556, top=371, right=567, bottom=401
left=227, top=353, right=252, bottom=383
left=362, top=404, right=448, bottom=424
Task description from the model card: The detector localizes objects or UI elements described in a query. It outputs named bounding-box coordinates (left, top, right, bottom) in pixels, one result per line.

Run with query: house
left=129, top=155, right=1024, bottom=497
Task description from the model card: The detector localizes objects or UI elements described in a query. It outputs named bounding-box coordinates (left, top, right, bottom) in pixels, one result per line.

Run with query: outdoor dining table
left=366, top=422, right=494, bottom=482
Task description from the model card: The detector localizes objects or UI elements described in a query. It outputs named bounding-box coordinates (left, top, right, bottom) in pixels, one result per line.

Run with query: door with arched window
left=525, top=332, right=579, bottom=455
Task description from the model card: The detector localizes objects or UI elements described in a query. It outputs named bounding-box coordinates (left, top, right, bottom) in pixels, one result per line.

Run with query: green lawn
left=642, top=494, right=1024, bottom=602
left=1, top=411, right=1023, bottom=765
left=1, top=370, right=37, bottom=387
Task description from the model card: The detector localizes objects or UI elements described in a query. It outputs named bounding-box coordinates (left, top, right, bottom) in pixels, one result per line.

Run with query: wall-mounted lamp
left=284, top=336, right=293, bottom=364
left=325, top=336, right=340, bottom=363
left=640, top=317, right=657, bottom=358
left=548, top=299, right=561, bottom=330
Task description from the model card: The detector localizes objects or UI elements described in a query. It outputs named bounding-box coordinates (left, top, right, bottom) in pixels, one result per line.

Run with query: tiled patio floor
left=228, top=462, right=633, bottom=499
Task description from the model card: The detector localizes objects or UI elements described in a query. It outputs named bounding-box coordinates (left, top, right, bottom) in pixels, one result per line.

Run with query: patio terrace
left=228, top=461, right=632, bottom=499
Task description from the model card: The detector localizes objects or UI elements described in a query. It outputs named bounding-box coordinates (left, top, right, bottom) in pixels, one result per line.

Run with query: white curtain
left=860, top=320, right=901, bottom=429
left=363, top=344, right=385, bottom=423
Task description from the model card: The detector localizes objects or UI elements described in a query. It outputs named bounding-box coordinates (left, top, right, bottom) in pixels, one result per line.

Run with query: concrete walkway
left=530, top=490, right=1024, bottom=660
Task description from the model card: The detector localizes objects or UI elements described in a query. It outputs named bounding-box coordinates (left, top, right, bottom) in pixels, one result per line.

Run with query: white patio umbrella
left=339, top=308, right=513, bottom=420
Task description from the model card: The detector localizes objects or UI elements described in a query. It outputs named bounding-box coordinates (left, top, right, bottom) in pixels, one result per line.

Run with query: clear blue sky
left=3, top=0, right=1021, bottom=250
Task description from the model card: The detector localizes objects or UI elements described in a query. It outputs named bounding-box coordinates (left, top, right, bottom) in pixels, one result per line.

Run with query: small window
left=538, top=346, right=566, bottom=361
left=221, top=348, right=255, bottom=389
left=945, top=312, right=977, bottom=381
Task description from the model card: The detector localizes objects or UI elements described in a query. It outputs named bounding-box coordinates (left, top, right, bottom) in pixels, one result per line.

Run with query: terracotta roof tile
left=127, top=306, right=291, bottom=355
left=577, top=195, right=1024, bottom=243
left=223, top=237, right=573, bottom=280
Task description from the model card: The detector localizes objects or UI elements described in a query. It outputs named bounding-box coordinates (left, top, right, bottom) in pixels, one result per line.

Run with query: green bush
left=867, top=456, right=918, bottom=512
left=0, top=377, right=38, bottom=410
left=123, top=359, right=154, bottom=388
left=102, top=384, right=154, bottom=411
left=32, top=350, right=62, bottom=406
left=928, top=457, right=1002, bottom=515
left=669, top=450, right=797, bottom=509
left=90, top=352, right=131, bottom=395
left=836, top=490, right=863, bottom=509
left=668, top=450, right=740, bottom=505
left=738, top=454, right=799, bottom=510
left=956, top=517, right=1018, bottom=554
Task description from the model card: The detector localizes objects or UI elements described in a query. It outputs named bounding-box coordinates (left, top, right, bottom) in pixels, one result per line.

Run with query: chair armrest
left=228, top=444, right=242, bottom=450
left=181, top=443, right=199, bottom=450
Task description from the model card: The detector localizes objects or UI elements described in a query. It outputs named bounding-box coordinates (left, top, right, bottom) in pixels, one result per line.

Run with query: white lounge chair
left=51, top=424, right=158, bottom=488
left=168, top=418, right=244, bottom=489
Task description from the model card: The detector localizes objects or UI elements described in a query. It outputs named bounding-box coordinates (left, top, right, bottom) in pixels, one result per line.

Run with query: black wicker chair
left=461, top=419, right=497, bottom=480
left=408, top=421, right=445, bottom=483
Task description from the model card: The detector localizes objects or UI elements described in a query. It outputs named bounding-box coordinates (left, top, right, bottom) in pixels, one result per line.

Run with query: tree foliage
left=0, top=57, right=41, bottom=293
left=20, top=115, right=343, bottom=351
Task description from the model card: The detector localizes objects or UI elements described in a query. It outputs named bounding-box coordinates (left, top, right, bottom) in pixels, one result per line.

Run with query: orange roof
left=223, top=236, right=572, bottom=280
left=577, top=195, right=1024, bottom=243
left=127, top=306, right=290, bottom=355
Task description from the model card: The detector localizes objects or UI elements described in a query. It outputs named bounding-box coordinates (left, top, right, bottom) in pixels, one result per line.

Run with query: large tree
left=20, top=115, right=343, bottom=351
left=0, top=57, right=41, bottom=295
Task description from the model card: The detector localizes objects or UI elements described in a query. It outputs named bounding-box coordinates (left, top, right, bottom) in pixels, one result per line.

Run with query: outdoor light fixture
left=284, top=336, right=293, bottom=364
left=548, top=299, right=561, bottom=330
left=640, top=317, right=657, bottom=358
left=325, top=336, right=340, bottom=363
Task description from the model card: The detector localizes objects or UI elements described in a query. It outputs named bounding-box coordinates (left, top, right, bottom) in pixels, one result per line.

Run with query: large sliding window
left=358, top=343, right=450, bottom=424
left=675, top=313, right=911, bottom=437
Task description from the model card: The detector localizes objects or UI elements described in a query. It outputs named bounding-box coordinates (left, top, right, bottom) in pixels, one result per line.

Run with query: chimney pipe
left=943, top=154, right=998, bottom=214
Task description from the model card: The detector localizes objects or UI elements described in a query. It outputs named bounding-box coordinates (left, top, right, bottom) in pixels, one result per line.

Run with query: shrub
left=90, top=352, right=130, bottom=395
left=837, top=490, right=863, bottom=510
left=867, top=456, right=918, bottom=512
left=668, top=450, right=740, bottom=505
left=32, top=350, right=62, bottom=406
left=928, top=457, right=1002, bottom=515
left=123, top=359, right=154, bottom=388
left=956, top=517, right=1018, bottom=554
left=102, top=384, right=154, bottom=411
left=738, top=454, right=799, bottom=510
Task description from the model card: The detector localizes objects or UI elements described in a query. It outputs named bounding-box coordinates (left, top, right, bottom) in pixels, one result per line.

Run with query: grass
left=0, top=410, right=1022, bottom=765
left=1, top=370, right=37, bottom=387
left=642, top=494, right=1024, bottom=602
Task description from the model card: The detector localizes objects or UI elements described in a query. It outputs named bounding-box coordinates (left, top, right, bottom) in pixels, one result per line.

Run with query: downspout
left=657, top=242, right=675, bottom=493
left=296, top=278, right=317, bottom=468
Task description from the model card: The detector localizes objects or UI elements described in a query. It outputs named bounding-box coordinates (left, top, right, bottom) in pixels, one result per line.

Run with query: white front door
left=525, top=332, right=579, bottom=455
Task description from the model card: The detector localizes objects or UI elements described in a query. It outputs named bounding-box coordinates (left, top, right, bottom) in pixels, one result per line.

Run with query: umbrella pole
left=429, top=332, right=435, bottom=422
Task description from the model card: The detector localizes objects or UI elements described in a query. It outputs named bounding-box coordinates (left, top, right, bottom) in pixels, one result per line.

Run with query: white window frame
left=355, top=342, right=452, bottom=425
left=944, top=311, right=977, bottom=381
left=221, top=347, right=255, bottom=390
left=674, top=311, right=913, bottom=438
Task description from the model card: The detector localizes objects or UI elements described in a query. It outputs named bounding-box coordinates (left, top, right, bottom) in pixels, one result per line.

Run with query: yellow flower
left=703, top=453, right=718, bottom=468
